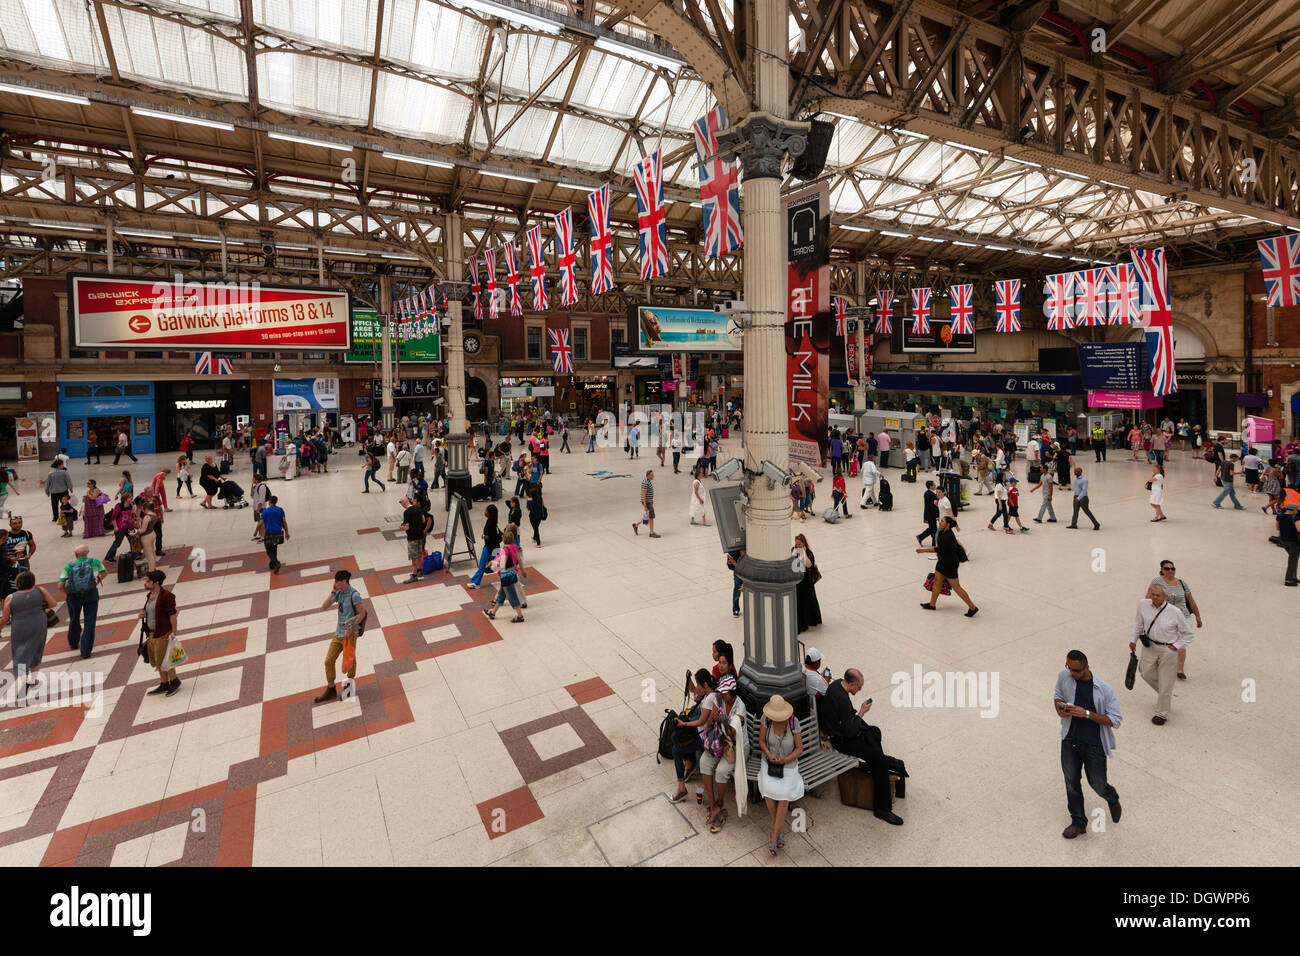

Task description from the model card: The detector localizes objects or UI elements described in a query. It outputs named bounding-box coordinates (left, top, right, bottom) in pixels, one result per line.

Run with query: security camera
left=713, top=457, right=744, bottom=481
left=761, top=460, right=792, bottom=485
left=715, top=299, right=748, bottom=314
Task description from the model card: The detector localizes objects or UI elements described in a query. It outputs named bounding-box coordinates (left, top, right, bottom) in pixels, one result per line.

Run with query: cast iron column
left=443, top=213, right=472, bottom=509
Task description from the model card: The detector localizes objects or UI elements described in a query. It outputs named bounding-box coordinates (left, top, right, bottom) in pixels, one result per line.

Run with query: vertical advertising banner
left=784, top=183, right=831, bottom=465
left=845, top=320, right=859, bottom=388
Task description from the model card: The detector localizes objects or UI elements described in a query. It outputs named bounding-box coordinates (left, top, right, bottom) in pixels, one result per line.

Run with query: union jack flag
left=1130, top=245, right=1178, bottom=397
left=553, top=208, right=579, bottom=308
left=503, top=240, right=523, bottom=317
left=526, top=225, right=548, bottom=311
left=910, top=287, right=932, bottom=335
left=832, top=295, right=850, bottom=336
left=633, top=148, right=668, bottom=280
left=588, top=185, right=615, bottom=296
left=994, top=278, right=1021, bottom=332
left=948, top=283, right=974, bottom=335
left=1044, top=272, right=1075, bottom=330
left=1104, top=263, right=1138, bottom=325
left=194, top=351, right=232, bottom=375
left=1075, top=269, right=1107, bottom=326
left=549, top=327, right=573, bottom=374
left=1257, top=233, right=1300, bottom=307
left=875, top=290, right=894, bottom=334
left=692, top=106, right=743, bottom=259
left=469, top=257, right=482, bottom=320
left=485, top=247, right=499, bottom=319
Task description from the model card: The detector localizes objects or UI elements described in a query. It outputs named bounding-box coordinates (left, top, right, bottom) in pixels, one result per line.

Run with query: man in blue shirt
left=1053, top=649, right=1122, bottom=839
left=1067, top=466, right=1100, bottom=530
left=315, top=570, right=367, bottom=704
left=253, top=495, right=289, bottom=573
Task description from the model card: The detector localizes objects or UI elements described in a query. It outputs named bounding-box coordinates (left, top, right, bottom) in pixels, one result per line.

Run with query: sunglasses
left=1160, top=565, right=1175, bottom=571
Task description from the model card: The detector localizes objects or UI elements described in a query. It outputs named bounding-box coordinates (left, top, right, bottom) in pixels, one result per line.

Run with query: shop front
left=499, top=376, right=555, bottom=416
left=869, top=372, right=1085, bottom=435
left=156, top=380, right=252, bottom=452
left=58, top=382, right=157, bottom=459
left=574, top=376, right=615, bottom=420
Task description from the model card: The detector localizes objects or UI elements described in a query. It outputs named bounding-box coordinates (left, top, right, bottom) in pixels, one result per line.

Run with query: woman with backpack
left=362, top=447, right=385, bottom=493
left=668, top=669, right=711, bottom=804
left=758, top=694, right=805, bottom=857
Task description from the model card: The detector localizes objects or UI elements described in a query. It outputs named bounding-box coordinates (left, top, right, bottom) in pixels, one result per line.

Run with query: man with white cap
left=803, top=648, right=829, bottom=699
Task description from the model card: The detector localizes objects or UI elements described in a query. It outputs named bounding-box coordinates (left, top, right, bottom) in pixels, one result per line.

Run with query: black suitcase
left=117, top=555, right=135, bottom=583
left=220, top=459, right=231, bottom=474
left=877, top=477, right=893, bottom=511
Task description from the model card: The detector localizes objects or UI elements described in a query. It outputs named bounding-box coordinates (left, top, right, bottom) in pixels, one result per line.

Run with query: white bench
left=743, top=708, right=859, bottom=792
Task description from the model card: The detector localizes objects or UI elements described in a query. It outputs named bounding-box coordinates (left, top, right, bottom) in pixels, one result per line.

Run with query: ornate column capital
left=716, top=112, right=811, bottom=180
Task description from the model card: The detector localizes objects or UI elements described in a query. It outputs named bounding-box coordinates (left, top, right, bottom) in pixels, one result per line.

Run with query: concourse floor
left=0, top=438, right=1294, bottom=866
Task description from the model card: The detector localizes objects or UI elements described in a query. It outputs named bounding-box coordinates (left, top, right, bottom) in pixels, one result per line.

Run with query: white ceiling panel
left=374, top=72, right=471, bottom=140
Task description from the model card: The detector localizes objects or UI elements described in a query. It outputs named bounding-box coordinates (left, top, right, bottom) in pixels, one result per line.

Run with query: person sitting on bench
left=818, top=668, right=904, bottom=826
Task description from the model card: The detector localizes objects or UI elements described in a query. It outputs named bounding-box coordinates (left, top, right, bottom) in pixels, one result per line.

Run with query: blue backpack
left=65, top=559, right=98, bottom=595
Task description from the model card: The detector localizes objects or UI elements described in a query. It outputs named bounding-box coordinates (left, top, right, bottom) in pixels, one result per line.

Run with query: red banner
left=69, top=275, right=351, bottom=350
left=784, top=184, right=830, bottom=465
left=845, top=321, right=859, bottom=387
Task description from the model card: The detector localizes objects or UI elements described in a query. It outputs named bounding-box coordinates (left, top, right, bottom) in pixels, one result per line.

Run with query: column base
left=735, top=555, right=809, bottom=716
left=444, top=432, right=472, bottom=512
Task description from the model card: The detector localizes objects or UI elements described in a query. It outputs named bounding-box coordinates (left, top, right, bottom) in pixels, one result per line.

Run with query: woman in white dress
left=757, top=694, right=804, bottom=857
left=689, top=464, right=709, bottom=525
left=1147, top=464, right=1166, bottom=521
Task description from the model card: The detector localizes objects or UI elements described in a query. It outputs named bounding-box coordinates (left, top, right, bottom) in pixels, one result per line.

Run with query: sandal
left=482, top=609, right=496, bottom=620
left=777, top=835, right=785, bottom=849
left=510, top=615, right=524, bottom=623
left=769, top=840, right=779, bottom=856
left=710, top=809, right=727, bottom=833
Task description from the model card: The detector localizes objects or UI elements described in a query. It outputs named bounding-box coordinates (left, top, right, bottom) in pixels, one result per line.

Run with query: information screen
left=1077, top=342, right=1147, bottom=391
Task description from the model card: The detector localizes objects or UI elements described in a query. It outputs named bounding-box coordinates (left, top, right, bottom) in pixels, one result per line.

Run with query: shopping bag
left=641, top=509, right=649, bottom=526
left=1124, top=651, right=1139, bottom=690
left=163, top=636, right=188, bottom=669
left=340, top=636, right=357, bottom=674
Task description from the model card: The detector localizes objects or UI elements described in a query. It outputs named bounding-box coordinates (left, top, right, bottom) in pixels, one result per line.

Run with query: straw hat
left=763, top=694, right=793, bottom=723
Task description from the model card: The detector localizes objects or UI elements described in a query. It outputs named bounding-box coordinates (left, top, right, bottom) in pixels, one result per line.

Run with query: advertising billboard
left=894, top=312, right=976, bottom=353
left=273, top=378, right=339, bottom=411
left=344, top=308, right=441, bottom=363
left=629, top=305, right=741, bottom=352
left=69, top=274, right=350, bottom=350
left=783, top=182, right=831, bottom=465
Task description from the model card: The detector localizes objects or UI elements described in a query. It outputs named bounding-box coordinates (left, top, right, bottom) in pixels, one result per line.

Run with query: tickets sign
left=69, top=275, right=351, bottom=350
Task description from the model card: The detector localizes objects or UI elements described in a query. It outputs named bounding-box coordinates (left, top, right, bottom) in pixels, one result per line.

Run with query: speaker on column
left=790, top=118, right=835, bottom=181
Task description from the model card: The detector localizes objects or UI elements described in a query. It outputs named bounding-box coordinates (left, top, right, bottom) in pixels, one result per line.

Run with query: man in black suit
left=819, top=669, right=904, bottom=825
left=916, top=480, right=939, bottom=546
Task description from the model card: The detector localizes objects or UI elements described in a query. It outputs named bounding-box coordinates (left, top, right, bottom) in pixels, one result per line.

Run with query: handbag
left=1124, top=651, right=1139, bottom=690
left=807, top=564, right=822, bottom=584
left=129, top=535, right=143, bottom=554
left=163, top=636, right=188, bottom=669
left=137, top=624, right=150, bottom=662
left=923, top=571, right=952, bottom=596
left=42, top=602, right=60, bottom=628
left=1144, top=480, right=1153, bottom=490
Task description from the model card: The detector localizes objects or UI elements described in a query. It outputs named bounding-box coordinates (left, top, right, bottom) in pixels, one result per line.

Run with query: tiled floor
left=1, top=439, right=1296, bottom=866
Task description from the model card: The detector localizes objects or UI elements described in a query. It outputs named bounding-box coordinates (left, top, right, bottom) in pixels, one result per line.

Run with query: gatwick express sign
left=69, top=274, right=351, bottom=350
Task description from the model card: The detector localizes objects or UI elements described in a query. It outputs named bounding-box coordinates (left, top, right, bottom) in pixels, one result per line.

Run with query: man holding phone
left=1053, top=650, right=1122, bottom=839
left=819, top=668, right=904, bottom=825
left=313, top=570, right=367, bottom=704
left=803, top=647, right=829, bottom=699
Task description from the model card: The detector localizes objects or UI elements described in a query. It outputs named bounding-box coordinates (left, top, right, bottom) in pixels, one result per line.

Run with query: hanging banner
left=69, top=274, right=350, bottom=350
left=344, top=309, right=441, bottom=363
left=783, top=182, right=831, bottom=465
left=845, top=320, right=859, bottom=388
left=15, top=417, right=39, bottom=463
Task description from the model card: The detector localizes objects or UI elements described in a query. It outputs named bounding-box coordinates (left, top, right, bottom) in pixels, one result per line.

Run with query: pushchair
left=219, top=479, right=250, bottom=508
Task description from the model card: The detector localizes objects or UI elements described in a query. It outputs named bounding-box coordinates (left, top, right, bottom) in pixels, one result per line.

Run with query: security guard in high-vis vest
left=1091, top=423, right=1108, bottom=462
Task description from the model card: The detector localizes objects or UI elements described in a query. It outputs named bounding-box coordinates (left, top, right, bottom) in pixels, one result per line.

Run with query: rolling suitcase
left=117, top=555, right=135, bottom=583
left=877, top=477, right=893, bottom=512
left=220, top=459, right=231, bottom=474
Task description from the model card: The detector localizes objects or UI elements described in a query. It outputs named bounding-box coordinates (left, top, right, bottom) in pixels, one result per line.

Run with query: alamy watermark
left=1, top=670, right=105, bottom=717
left=890, top=664, right=999, bottom=718
left=594, top=407, right=711, bottom=455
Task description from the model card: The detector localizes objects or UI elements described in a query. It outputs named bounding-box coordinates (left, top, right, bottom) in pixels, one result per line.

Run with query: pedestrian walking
left=917, top=516, right=978, bottom=615
left=916, top=480, right=939, bottom=545
left=313, top=570, right=367, bottom=704
left=633, top=469, right=659, bottom=537
left=1147, top=464, right=1167, bottom=521
left=1150, top=559, right=1202, bottom=679
left=987, top=476, right=1010, bottom=533
left=1053, top=650, right=1122, bottom=839
left=1130, top=584, right=1193, bottom=725
left=140, top=569, right=183, bottom=697
left=254, top=495, right=289, bottom=573
left=198, top=456, right=222, bottom=509
left=859, top=457, right=880, bottom=507
left=362, top=447, right=385, bottom=493
left=43, top=462, right=74, bottom=524
left=1277, top=502, right=1300, bottom=586
left=670, top=427, right=682, bottom=473
left=482, top=528, right=525, bottom=623
left=1067, top=467, right=1100, bottom=530
left=526, top=485, right=545, bottom=547
left=1030, top=467, right=1057, bottom=523
left=58, top=543, right=106, bottom=657
left=113, top=428, right=138, bottom=464
left=1212, top=455, right=1244, bottom=510
left=85, top=429, right=101, bottom=465
left=726, top=547, right=744, bottom=617
left=1, top=570, right=56, bottom=688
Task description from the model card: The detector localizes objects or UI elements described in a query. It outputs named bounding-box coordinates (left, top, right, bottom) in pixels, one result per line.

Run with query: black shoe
left=147, top=682, right=170, bottom=695
left=874, top=811, right=904, bottom=826
left=1047, top=518, right=1057, bottom=523
left=165, top=679, right=181, bottom=697
left=919, top=602, right=936, bottom=610
left=1032, top=518, right=1042, bottom=523
left=964, top=607, right=979, bottom=618
left=1062, top=824, right=1086, bottom=839
left=1109, top=801, right=1122, bottom=823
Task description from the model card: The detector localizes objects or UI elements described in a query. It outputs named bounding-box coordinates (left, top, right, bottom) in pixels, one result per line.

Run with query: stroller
left=219, top=479, right=250, bottom=509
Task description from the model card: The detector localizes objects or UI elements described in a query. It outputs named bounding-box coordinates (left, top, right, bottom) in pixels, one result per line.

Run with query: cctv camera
left=761, top=460, right=791, bottom=485
left=713, top=457, right=744, bottom=481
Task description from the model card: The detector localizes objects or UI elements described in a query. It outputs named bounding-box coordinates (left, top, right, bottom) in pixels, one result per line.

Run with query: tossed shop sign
left=871, top=372, right=1082, bottom=395
left=69, top=274, right=351, bottom=350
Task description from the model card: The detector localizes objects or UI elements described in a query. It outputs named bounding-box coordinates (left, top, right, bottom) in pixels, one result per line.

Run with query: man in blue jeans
left=726, top=547, right=744, bottom=617
left=1212, top=454, right=1244, bottom=509
left=59, top=544, right=106, bottom=658
left=1053, top=649, right=1122, bottom=839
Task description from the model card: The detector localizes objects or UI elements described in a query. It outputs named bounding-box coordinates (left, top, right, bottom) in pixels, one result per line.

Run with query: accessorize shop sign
left=69, top=274, right=350, bottom=350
